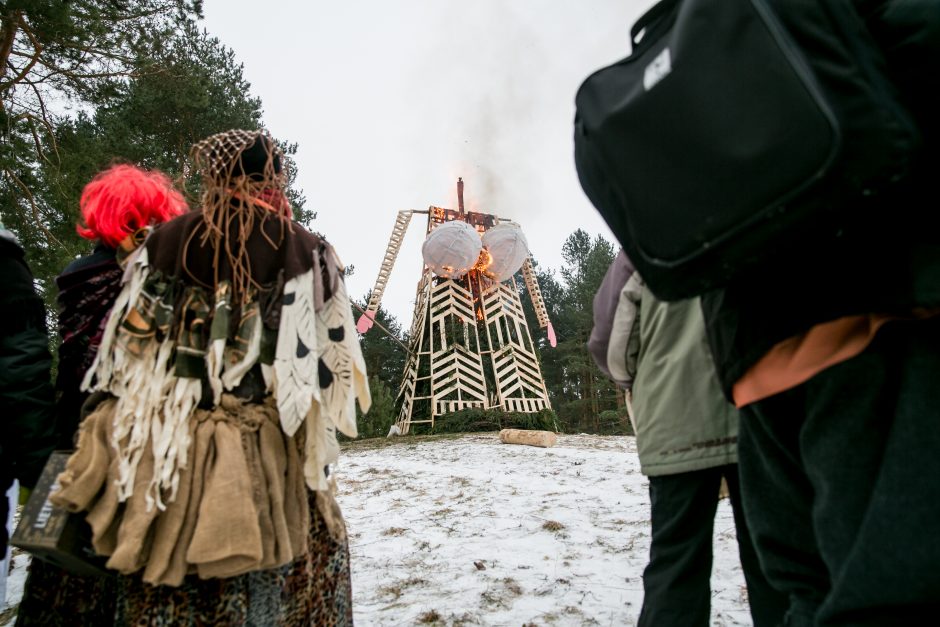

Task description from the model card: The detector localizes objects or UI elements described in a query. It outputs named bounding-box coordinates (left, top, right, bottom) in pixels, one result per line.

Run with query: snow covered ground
left=337, top=433, right=752, bottom=626
left=2, top=433, right=753, bottom=626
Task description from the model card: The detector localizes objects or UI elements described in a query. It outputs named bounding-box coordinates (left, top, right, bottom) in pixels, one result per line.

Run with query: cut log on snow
left=499, top=429, right=557, bottom=448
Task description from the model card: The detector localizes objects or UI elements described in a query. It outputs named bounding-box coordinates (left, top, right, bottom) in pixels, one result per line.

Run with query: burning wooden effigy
left=357, top=179, right=555, bottom=434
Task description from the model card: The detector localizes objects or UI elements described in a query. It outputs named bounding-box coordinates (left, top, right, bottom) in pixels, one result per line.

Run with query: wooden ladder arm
left=357, top=210, right=414, bottom=332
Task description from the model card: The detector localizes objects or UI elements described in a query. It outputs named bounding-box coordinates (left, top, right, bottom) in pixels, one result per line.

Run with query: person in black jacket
left=15, top=164, right=186, bottom=626
left=575, top=2, right=939, bottom=624
left=698, top=4, right=940, bottom=626
left=0, top=223, right=56, bottom=554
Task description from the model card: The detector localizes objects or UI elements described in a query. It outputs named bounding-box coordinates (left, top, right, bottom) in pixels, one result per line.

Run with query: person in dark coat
left=15, top=163, right=187, bottom=626
left=575, top=2, right=940, bottom=624
left=0, top=223, right=56, bottom=554
left=698, top=4, right=940, bottom=625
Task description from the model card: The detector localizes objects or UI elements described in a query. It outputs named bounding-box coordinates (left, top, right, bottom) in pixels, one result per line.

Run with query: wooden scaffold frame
left=357, top=187, right=554, bottom=434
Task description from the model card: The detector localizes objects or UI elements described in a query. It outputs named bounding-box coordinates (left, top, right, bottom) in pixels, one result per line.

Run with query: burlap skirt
left=51, top=394, right=335, bottom=584
left=18, top=394, right=353, bottom=625
left=15, top=489, right=353, bottom=626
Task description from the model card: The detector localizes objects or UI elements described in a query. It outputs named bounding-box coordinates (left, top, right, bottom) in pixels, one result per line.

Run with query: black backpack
left=574, top=0, right=921, bottom=301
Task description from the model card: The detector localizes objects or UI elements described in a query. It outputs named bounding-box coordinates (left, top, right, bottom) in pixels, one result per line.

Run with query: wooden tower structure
left=357, top=179, right=555, bottom=433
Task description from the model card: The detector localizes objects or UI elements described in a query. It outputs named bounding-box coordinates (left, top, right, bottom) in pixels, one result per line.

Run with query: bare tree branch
left=30, top=55, right=142, bottom=82
left=11, top=41, right=136, bottom=66
left=0, top=15, right=43, bottom=92
left=3, top=168, right=74, bottom=255
left=0, top=10, right=22, bottom=84
left=25, top=80, right=61, bottom=166
left=23, top=114, right=57, bottom=168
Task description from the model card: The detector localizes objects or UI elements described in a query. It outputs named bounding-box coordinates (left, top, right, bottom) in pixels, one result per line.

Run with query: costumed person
left=16, top=164, right=187, bottom=625
left=47, top=130, right=369, bottom=625
left=0, top=221, right=56, bottom=562
left=588, top=251, right=786, bottom=627
left=57, top=164, right=190, bottom=448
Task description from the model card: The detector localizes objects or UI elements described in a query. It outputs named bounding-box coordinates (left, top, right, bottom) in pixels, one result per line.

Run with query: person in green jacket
left=589, top=251, right=785, bottom=627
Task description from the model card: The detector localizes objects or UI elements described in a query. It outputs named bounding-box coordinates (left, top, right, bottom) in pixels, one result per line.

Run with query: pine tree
left=0, top=1, right=202, bottom=253
left=2, top=14, right=310, bottom=309
left=552, top=229, right=617, bottom=432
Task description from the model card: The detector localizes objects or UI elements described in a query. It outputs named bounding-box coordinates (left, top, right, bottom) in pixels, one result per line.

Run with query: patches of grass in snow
left=339, top=478, right=367, bottom=488
left=341, top=432, right=471, bottom=452
left=416, top=609, right=442, bottom=624
left=560, top=605, right=601, bottom=625
left=535, top=608, right=598, bottom=626
left=479, top=587, right=510, bottom=610
left=502, top=577, right=523, bottom=596
left=378, top=576, right=428, bottom=600
left=542, top=520, right=565, bottom=532
left=382, top=526, right=407, bottom=536
left=449, top=612, right=483, bottom=626
left=479, top=577, right=525, bottom=611
left=594, top=535, right=636, bottom=554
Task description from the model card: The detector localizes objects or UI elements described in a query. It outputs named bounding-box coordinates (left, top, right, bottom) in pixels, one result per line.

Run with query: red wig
left=77, top=164, right=187, bottom=248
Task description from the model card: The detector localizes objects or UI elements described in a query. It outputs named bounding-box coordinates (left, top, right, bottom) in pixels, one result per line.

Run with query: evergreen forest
left=1, top=2, right=627, bottom=437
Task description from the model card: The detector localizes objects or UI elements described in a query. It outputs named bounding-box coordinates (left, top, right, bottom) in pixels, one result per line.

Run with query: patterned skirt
left=15, top=490, right=352, bottom=626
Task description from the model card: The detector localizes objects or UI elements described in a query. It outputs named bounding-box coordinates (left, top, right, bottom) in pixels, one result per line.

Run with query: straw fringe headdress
left=189, top=129, right=292, bottom=304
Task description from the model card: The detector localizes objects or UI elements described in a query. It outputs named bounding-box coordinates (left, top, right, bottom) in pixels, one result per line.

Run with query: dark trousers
left=738, top=317, right=940, bottom=626
left=638, top=464, right=787, bottom=627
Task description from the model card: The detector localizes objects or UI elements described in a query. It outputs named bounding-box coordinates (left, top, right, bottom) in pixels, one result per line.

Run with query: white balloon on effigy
left=421, top=220, right=482, bottom=279
left=481, top=223, right=530, bottom=282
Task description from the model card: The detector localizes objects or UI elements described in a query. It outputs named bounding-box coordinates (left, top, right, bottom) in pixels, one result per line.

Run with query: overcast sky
left=201, top=0, right=655, bottom=327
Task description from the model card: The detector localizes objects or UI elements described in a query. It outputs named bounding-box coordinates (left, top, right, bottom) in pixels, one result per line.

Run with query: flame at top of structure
left=422, top=178, right=530, bottom=283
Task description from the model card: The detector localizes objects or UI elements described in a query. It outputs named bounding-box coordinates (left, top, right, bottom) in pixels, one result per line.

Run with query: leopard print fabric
left=15, top=491, right=352, bottom=626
